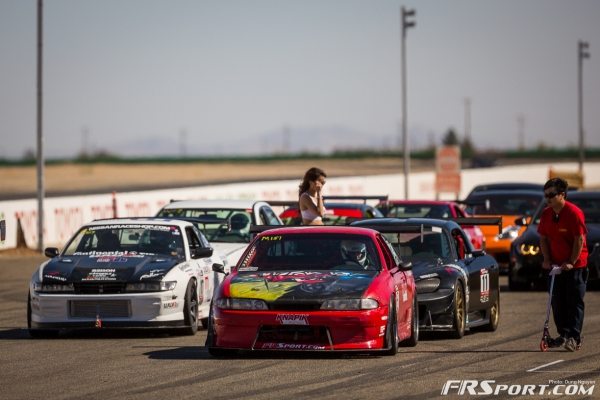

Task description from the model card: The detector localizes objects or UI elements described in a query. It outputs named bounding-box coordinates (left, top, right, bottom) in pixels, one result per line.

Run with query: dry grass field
left=0, top=158, right=433, bottom=199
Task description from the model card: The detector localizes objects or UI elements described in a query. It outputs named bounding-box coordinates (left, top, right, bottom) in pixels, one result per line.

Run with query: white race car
left=28, top=218, right=225, bottom=337
left=156, top=200, right=283, bottom=272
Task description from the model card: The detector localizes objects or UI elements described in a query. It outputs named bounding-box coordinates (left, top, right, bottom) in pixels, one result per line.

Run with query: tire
left=206, top=307, right=235, bottom=357
left=383, top=297, right=399, bottom=356
left=508, top=271, right=529, bottom=291
left=401, top=295, right=419, bottom=347
left=27, top=291, right=59, bottom=339
left=182, top=279, right=198, bottom=336
left=450, top=282, right=466, bottom=339
left=482, top=291, right=500, bottom=332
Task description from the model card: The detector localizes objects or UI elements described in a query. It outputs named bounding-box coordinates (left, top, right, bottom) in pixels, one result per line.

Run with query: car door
left=186, top=227, right=217, bottom=307
left=377, top=235, right=410, bottom=332
left=452, top=227, right=495, bottom=312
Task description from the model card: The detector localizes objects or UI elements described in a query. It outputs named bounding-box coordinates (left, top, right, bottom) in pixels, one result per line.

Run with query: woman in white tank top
left=298, top=167, right=327, bottom=225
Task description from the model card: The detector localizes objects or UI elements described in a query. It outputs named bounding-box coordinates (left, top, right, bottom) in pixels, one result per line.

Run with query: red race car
left=376, top=200, right=486, bottom=250
left=206, top=226, right=418, bottom=355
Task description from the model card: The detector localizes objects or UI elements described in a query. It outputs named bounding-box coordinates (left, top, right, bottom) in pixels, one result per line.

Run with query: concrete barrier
left=1, top=161, right=599, bottom=250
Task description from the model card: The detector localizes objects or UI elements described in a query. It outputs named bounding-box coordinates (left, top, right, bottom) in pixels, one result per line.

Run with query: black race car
left=351, top=218, right=500, bottom=338
left=509, top=191, right=600, bottom=290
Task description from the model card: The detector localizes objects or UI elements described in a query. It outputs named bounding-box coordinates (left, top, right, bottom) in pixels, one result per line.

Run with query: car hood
left=212, top=242, right=248, bottom=260
left=40, top=254, right=180, bottom=283
left=224, top=270, right=377, bottom=302
left=410, top=260, right=449, bottom=279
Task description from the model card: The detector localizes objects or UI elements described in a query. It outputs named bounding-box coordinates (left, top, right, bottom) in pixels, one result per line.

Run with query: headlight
left=38, top=283, right=74, bottom=293
left=519, top=243, right=540, bottom=256
left=416, top=277, right=441, bottom=294
left=320, top=298, right=379, bottom=310
left=497, top=225, right=521, bottom=240
left=216, top=298, right=269, bottom=310
left=126, top=281, right=177, bottom=292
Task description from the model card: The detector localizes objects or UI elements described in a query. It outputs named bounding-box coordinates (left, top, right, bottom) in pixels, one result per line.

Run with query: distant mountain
left=109, top=125, right=433, bottom=157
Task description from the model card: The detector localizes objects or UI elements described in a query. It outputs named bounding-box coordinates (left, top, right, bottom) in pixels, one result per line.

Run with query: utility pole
left=401, top=6, right=416, bottom=199
left=578, top=40, right=590, bottom=173
left=36, top=0, right=45, bottom=251
left=464, top=97, right=471, bottom=143
left=517, top=113, right=525, bottom=151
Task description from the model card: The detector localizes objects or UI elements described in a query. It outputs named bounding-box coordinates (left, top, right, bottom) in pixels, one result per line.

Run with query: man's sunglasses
left=544, top=191, right=561, bottom=199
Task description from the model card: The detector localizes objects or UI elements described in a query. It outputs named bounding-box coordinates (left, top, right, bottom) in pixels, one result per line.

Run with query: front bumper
left=211, top=307, right=389, bottom=351
left=29, top=291, right=185, bottom=329
left=417, top=288, right=456, bottom=330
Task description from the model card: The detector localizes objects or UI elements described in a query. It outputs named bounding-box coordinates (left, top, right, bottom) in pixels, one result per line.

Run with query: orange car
left=464, top=189, right=544, bottom=270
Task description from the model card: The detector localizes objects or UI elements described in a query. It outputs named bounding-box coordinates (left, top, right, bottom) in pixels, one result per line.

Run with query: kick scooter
left=540, top=265, right=561, bottom=352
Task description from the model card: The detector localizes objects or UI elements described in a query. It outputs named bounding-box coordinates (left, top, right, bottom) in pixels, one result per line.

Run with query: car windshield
left=157, top=208, right=252, bottom=243
left=467, top=194, right=541, bottom=216
left=384, top=204, right=451, bottom=218
left=62, top=224, right=185, bottom=258
left=381, top=229, right=452, bottom=262
left=238, top=233, right=380, bottom=272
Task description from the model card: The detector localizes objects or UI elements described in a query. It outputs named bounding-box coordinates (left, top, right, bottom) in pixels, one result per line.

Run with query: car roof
left=87, top=217, right=194, bottom=228
left=568, top=191, right=600, bottom=200
left=255, top=225, right=380, bottom=238
left=468, top=182, right=544, bottom=193
left=464, top=189, right=543, bottom=201
left=381, top=200, right=457, bottom=206
left=161, top=199, right=269, bottom=210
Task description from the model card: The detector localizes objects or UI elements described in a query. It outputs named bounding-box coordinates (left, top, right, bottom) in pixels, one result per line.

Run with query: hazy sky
left=1, top=0, right=599, bottom=159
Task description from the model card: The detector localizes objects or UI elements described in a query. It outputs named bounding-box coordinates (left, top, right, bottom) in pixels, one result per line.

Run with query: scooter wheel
left=540, top=339, right=549, bottom=352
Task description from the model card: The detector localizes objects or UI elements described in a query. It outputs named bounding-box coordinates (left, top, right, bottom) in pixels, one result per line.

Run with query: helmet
left=230, top=213, right=250, bottom=231
left=340, top=240, right=367, bottom=266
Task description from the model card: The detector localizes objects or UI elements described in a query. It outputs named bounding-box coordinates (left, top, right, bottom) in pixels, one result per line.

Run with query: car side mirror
left=191, top=247, right=213, bottom=259
left=471, top=250, right=485, bottom=258
left=398, top=260, right=412, bottom=271
left=44, top=247, right=59, bottom=258
left=514, top=217, right=528, bottom=227
left=212, top=263, right=226, bottom=275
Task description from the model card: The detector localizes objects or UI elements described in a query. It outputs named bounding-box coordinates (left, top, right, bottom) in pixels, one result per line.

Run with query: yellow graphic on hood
left=230, top=281, right=299, bottom=301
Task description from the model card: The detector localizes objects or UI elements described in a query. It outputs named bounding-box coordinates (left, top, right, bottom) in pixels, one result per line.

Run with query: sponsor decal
left=140, top=269, right=165, bottom=280
left=0, top=212, right=5, bottom=243
left=480, top=269, right=490, bottom=303
left=441, top=379, right=595, bottom=397
left=43, top=271, right=67, bottom=282
left=163, top=300, right=179, bottom=309
left=74, top=251, right=143, bottom=257
left=276, top=314, right=309, bottom=325
left=82, top=268, right=117, bottom=281
left=260, top=235, right=282, bottom=241
left=97, top=256, right=128, bottom=263
left=238, top=266, right=259, bottom=272
left=261, top=343, right=325, bottom=350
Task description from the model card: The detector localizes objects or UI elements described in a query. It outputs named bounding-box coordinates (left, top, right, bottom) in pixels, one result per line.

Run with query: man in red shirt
left=538, top=177, right=588, bottom=351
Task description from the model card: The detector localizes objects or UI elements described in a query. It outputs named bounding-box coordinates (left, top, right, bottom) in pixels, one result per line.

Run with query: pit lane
left=1, top=254, right=598, bottom=400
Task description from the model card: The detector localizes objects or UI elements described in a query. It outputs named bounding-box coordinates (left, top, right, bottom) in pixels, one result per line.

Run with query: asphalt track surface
left=1, top=255, right=598, bottom=400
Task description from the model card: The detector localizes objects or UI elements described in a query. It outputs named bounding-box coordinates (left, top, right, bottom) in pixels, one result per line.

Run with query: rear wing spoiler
left=350, top=217, right=502, bottom=234
left=266, top=195, right=388, bottom=208
left=324, top=195, right=388, bottom=203
left=448, top=217, right=502, bottom=234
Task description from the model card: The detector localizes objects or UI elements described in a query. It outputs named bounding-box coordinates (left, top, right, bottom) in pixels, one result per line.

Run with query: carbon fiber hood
left=41, top=254, right=179, bottom=283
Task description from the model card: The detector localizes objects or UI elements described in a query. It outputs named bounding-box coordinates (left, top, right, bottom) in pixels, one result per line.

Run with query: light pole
left=578, top=40, right=590, bottom=173
left=401, top=6, right=416, bottom=199
left=36, top=0, right=45, bottom=251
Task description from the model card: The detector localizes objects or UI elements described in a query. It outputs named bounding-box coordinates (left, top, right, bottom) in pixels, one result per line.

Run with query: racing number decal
left=480, top=269, right=490, bottom=303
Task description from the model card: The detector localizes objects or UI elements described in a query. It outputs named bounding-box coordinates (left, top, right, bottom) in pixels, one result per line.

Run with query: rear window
left=467, top=194, right=541, bottom=216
